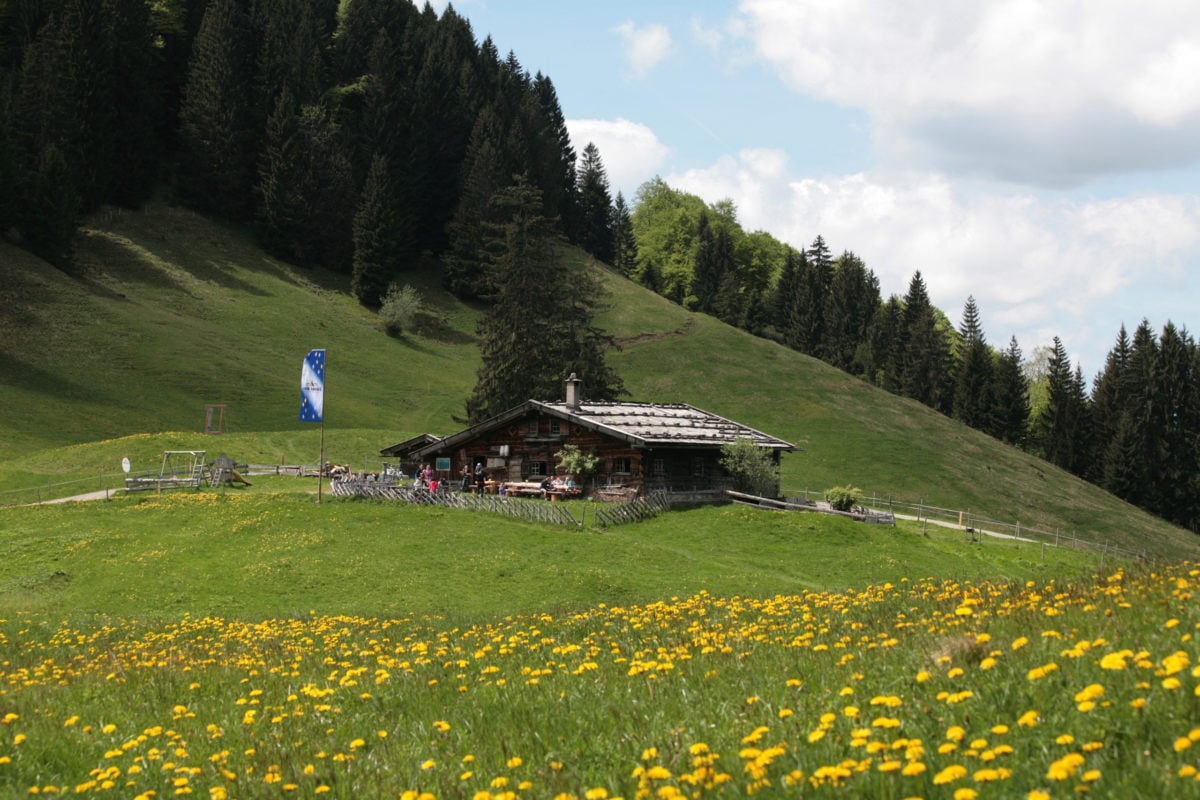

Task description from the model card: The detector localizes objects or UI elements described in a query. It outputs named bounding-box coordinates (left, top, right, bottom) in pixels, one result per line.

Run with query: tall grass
left=0, top=560, right=1196, bottom=799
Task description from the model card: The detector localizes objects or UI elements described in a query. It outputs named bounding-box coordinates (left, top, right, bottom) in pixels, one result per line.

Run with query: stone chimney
left=564, top=373, right=582, bottom=410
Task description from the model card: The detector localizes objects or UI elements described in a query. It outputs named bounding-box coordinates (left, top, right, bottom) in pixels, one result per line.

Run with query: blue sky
left=438, top=0, right=1200, bottom=376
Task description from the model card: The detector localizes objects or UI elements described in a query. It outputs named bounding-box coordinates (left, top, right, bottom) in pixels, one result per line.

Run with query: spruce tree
left=255, top=97, right=355, bottom=270
left=352, top=154, right=412, bottom=307
left=1032, top=337, right=1090, bottom=475
left=176, top=0, right=256, bottom=218
left=770, top=249, right=800, bottom=341
left=466, top=177, right=624, bottom=423
left=711, top=229, right=742, bottom=326
left=823, top=251, right=879, bottom=374
left=532, top=72, right=577, bottom=235
left=576, top=141, right=614, bottom=263
left=991, top=336, right=1031, bottom=446
left=22, top=142, right=80, bottom=268
left=897, top=271, right=952, bottom=411
left=444, top=103, right=507, bottom=298
left=1090, top=325, right=1131, bottom=484
left=611, top=192, right=639, bottom=277
left=868, top=295, right=903, bottom=390
left=952, top=296, right=996, bottom=431
left=1152, top=322, right=1199, bottom=528
left=691, top=210, right=720, bottom=312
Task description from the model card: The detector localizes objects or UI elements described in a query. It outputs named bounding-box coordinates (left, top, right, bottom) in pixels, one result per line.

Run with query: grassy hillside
left=0, top=490, right=1096, bottom=620
left=1, top=200, right=1196, bottom=559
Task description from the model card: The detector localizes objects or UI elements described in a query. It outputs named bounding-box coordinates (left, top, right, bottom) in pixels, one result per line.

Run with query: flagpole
left=318, top=418, right=325, bottom=504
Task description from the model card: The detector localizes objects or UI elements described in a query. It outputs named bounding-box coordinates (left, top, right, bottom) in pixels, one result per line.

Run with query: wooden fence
left=592, top=491, right=672, bottom=527
left=331, top=480, right=581, bottom=526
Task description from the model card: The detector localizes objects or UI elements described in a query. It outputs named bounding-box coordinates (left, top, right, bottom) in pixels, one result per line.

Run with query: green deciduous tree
left=719, top=437, right=781, bottom=497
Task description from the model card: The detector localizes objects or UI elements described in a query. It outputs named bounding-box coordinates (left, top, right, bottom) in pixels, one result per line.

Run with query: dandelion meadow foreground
left=1, top=564, right=1198, bottom=799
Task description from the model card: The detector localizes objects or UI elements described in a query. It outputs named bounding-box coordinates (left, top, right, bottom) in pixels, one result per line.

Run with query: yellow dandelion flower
left=1099, top=652, right=1129, bottom=670
left=934, top=764, right=968, bottom=784
left=1017, top=711, right=1040, bottom=727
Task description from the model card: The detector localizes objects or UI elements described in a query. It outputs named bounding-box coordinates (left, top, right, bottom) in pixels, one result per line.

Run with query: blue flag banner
left=299, top=349, right=325, bottom=423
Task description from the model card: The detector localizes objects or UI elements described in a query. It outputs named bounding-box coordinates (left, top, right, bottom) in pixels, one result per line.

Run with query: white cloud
left=732, top=0, right=1200, bottom=186
left=566, top=118, right=671, bottom=199
left=667, top=150, right=1200, bottom=372
left=614, top=21, right=674, bottom=79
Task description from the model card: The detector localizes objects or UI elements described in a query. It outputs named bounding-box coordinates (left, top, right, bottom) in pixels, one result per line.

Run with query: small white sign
left=121, top=457, right=131, bottom=474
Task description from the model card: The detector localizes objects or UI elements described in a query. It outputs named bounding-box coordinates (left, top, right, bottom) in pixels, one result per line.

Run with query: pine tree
left=255, top=0, right=327, bottom=110
left=690, top=211, right=720, bottom=313
left=611, top=192, right=638, bottom=277
left=176, top=0, right=256, bottom=218
left=1110, top=320, right=1160, bottom=509
left=444, top=103, right=507, bottom=298
left=255, top=96, right=355, bottom=270
left=785, top=236, right=833, bottom=357
left=952, top=296, right=996, bottom=431
left=22, top=142, right=80, bottom=267
left=711, top=229, right=742, bottom=326
left=897, top=271, right=952, bottom=411
left=823, top=251, right=879, bottom=374
left=352, top=154, right=412, bottom=307
left=466, top=177, right=624, bottom=423
left=769, top=249, right=800, bottom=342
left=867, top=295, right=902, bottom=390
left=991, top=336, right=1030, bottom=446
left=1152, top=322, right=1199, bottom=528
left=576, top=141, right=613, bottom=263
left=532, top=72, right=577, bottom=235
left=1090, top=325, right=1131, bottom=484
left=1032, top=337, right=1090, bottom=475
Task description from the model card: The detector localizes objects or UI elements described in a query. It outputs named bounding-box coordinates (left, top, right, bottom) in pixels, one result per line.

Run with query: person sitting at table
left=540, top=475, right=552, bottom=498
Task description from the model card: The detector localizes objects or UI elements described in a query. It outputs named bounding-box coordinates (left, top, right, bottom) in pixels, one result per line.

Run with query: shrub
left=555, top=443, right=600, bottom=486
left=719, top=437, right=781, bottom=497
left=825, top=485, right=863, bottom=512
left=379, top=284, right=422, bottom=337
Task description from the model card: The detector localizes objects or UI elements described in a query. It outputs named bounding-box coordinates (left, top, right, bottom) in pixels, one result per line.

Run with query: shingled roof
left=540, top=401, right=794, bottom=449
left=414, top=398, right=795, bottom=457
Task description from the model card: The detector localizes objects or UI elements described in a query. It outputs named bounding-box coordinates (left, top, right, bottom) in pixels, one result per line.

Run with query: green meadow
left=2, top=203, right=1199, bottom=798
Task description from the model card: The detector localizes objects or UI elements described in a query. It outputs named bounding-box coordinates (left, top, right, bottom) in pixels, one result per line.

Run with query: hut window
left=528, top=461, right=548, bottom=476
left=611, top=457, right=631, bottom=474
left=691, top=457, right=705, bottom=477
left=550, top=420, right=561, bottom=434
left=652, top=458, right=665, bottom=476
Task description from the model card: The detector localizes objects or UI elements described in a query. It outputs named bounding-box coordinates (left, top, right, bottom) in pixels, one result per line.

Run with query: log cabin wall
left=440, top=409, right=654, bottom=489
